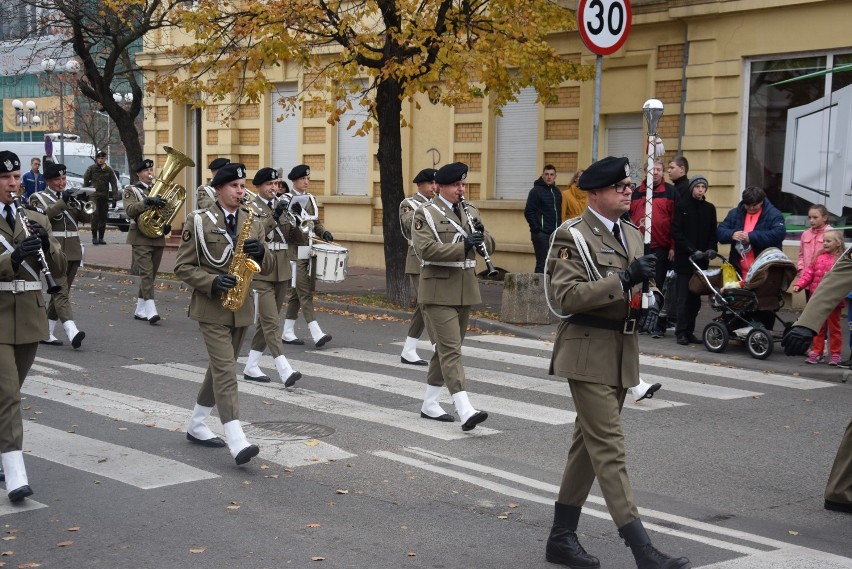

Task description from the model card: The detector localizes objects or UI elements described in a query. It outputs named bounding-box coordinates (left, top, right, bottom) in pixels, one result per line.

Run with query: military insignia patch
left=182, top=229, right=192, bottom=242
left=124, top=189, right=132, bottom=200
left=558, top=246, right=570, bottom=260
left=414, top=220, right=423, bottom=230
left=402, top=206, right=412, bottom=213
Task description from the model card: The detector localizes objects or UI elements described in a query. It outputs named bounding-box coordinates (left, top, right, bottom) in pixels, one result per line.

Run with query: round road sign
left=578, top=0, right=632, bottom=56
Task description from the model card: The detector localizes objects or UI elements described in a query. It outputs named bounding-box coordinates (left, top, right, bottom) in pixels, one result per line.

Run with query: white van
left=6, top=133, right=96, bottom=189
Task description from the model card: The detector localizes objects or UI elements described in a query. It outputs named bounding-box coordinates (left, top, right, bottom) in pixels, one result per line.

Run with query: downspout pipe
left=677, top=22, right=689, bottom=155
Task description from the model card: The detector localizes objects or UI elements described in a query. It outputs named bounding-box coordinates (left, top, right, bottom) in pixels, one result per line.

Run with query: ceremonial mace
left=641, top=99, right=664, bottom=309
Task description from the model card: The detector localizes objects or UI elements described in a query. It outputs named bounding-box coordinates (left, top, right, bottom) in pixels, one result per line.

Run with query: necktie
left=267, top=201, right=273, bottom=210
left=4, top=204, right=14, bottom=231
left=452, top=203, right=462, bottom=221
left=226, top=213, right=236, bottom=234
left=612, top=223, right=625, bottom=252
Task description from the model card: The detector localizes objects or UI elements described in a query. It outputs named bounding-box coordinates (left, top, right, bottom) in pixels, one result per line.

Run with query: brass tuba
left=138, top=146, right=195, bottom=238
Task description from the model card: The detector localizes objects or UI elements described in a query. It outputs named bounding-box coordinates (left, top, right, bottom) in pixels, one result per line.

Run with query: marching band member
left=197, top=157, right=229, bottom=211
left=175, top=163, right=272, bottom=465
left=281, top=164, right=334, bottom=348
left=31, top=163, right=91, bottom=349
left=411, top=162, right=494, bottom=428
left=0, top=150, right=66, bottom=502
left=124, top=159, right=167, bottom=324
left=241, top=167, right=302, bottom=386
left=399, top=167, right=437, bottom=366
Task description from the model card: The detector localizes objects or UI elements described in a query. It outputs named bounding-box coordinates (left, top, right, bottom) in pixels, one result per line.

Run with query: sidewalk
left=82, top=228, right=850, bottom=383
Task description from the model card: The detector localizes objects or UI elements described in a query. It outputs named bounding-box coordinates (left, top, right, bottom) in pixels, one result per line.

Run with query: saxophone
left=221, top=206, right=261, bottom=311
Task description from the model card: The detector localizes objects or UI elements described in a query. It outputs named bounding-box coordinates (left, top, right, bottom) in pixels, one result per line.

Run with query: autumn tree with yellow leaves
left=156, top=0, right=591, bottom=306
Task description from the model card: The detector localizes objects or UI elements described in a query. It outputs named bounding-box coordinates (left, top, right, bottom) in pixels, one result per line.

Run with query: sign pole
left=592, top=55, right=602, bottom=161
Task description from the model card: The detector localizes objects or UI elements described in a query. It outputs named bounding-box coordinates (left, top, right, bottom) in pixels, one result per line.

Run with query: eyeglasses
left=610, top=183, right=636, bottom=194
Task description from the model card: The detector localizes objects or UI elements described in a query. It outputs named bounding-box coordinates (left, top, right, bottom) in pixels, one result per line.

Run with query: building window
left=494, top=86, right=538, bottom=199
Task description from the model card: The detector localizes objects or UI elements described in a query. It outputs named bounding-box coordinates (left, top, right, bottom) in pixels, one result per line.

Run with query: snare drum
left=311, top=243, right=349, bottom=283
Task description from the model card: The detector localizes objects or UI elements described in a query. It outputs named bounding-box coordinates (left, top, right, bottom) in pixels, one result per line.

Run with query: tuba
left=138, top=146, right=195, bottom=238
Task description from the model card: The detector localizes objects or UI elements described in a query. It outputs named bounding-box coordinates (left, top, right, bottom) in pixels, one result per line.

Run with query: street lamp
left=40, top=58, right=81, bottom=163
left=11, top=99, right=40, bottom=142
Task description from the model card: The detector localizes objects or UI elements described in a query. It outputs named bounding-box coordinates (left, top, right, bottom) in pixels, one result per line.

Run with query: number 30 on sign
left=578, top=0, right=632, bottom=56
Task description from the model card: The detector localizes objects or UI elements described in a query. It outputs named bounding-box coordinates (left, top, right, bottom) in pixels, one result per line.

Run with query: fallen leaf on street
left=56, top=542, right=73, bottom=548
left=260, top=464, right=270, bottom=470
left=262, top=400, right=274, bottom=405
left=497, top=515, right=508, bottom=520
left=310, top=556, right=325, bottom=561
left=226, top=502, right=240, bottom=511
left=118, top=428, right=128, bottom=432
left=788, top=530, right=799, bottom=536
left=305, top=440, right=320, bottom=447
left=264, top=474, right=279, bottom=479
left=336, top=489, right=349, bottom=495
left=306, top=524, right=321, bottom=528
left=0, top=538, right=14, bottom=542
left=508, top=503, right=518, bottom=508
left=407, top=552, right=416, bottom=557
left=0, top=551, right=11, bottom=556
left=190, top=547, right=206, bottom=554
left=18, top=563, right=40, bottom=568
left=66, top=528, right=80, bottom=532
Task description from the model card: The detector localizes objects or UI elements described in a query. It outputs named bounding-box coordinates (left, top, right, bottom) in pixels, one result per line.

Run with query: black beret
left=435, top=162, right=467, bottom=185
left=689, top=175, right=709, bottom=192
left=44, top=163, right=67, bottom=180
left=210, top=163, right=247, bottom=187
left=208, top=157, right=230, bottom=171
left=287, top=164, right=310, bottom=181
left=413, top=168, right=437, bottom=184
left=252, top=167, right=279, bottom=186
left=0, top=151, right=21, bottom=173
left=578, top=156, right=631, bottom=190
left=135, top=158, right=154, bottom=173
left=96, top=150, right=107, bottom=158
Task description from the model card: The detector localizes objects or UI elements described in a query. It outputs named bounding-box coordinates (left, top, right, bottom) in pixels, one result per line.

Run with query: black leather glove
left=243, top=238, right=264, bottom=264
left=618, top=253, right=656, bottom=290
left=145, top=196, right=167, bottom=208
left=27, top=220, right=50, bottom=250
left=464, top=231, right=484, bottom=253
left=10, top=235, right=43, bottom=265
left=290, top=202, right=302, bottom=216
left=472, top=218, right=484, bottom=232
left=782, top=326, right=816, bottom=356
left=272, top=200, right=288, bottom=221
left=211, top=274, right=237, bottom=295
left=61, top=190, right=74, bottom=204
left=322, top=231, right=333, bottom=242
left=163, top=224, right=172, bottom=236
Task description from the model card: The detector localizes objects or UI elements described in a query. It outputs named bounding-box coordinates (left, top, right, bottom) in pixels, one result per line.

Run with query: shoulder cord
left=543, top=223, right=601, bottom=320
left=193, top=212, right=232, bottom=268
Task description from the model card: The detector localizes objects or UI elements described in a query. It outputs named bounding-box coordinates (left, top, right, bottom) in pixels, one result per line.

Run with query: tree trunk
left=113, top=110, right=143, bottom=184
left=375, top=77, right=410, bottom=308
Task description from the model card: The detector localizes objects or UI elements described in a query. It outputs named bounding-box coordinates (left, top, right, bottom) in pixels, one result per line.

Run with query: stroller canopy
left=743, top=247, right=797, bottom=311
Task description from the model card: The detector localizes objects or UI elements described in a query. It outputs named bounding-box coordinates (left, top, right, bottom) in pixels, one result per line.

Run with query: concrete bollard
left=500, top=272, right=559, bottom=324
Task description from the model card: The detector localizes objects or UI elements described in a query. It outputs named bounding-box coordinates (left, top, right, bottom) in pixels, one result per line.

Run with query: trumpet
left=12, top=197, right=61, bottom=294
left=459, top=197, right=498, bottom=277
left=67, top=193, right=95, bottom=214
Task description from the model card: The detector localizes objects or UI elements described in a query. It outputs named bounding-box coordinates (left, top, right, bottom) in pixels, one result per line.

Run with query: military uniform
left=82, top=156, right=117, bottom=243
left=399, top=174, right=434, bottom=365
left=175, top=167, right=272, bottom=465
left=196, top=185, right=216, bottom=211
left=411, top=162, right=494, bottom=430
left=282, top=164, right=333, bottom=347
left=0, top=155, right=67, bottom=501
left=242, top=168, right=302, bottom=386
left=123, top=159, right=166, bottom=323
left=30, top=165, right=92, bottom=348
left=792, top=247, right=852, bottom=514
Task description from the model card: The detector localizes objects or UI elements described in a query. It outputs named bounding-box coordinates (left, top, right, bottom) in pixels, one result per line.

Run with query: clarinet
left=12, top=197, right=61, bottom=294
left=459, top=197, right=498, bottom=277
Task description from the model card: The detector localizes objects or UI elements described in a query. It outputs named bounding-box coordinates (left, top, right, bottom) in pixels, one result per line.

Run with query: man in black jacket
left=667, top=155, right=690, bottom=200
left=524, top=164, right=562, bottom=273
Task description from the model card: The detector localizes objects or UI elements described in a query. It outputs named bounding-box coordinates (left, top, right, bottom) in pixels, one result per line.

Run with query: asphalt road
left=3, top=264, right=851, bottom=569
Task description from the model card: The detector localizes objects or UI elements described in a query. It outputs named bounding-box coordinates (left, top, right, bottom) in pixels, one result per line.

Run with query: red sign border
left=577, top=0, right=632, bottom=56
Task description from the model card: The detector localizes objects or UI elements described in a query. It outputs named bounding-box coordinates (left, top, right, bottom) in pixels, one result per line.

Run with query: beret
left=0, top=151, right=21, bottom=173
left=208, top=157, right=230, bottom=170
left=413, top=168, right=437, bottom=184
left=578, top=156, right=630, bottom=190
left=210, top=163, right=247, bottom=187
left=689, top=175, right=709, bottom=192
left=252, top=167, right=279, bottom=186
left=135, top=158, right=154, bottom=172
left=435, top=162, right=468, bottom=185
left=96, top=150, right=107, bottom=158
left=287, top=164, right=310, bottom=181
left=44, top=163, right=67, bottom=180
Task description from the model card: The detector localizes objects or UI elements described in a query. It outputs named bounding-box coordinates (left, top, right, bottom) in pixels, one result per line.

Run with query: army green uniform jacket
left=82, top=163, right=118, bottom=198
left=30, top=190, right=92, bottom=263
left=252, top=195, right=300, bottom=283
left=400, top=193, right=431, bottom=276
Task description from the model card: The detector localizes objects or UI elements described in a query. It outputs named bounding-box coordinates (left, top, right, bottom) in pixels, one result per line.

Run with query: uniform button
left=609, top=294, right=614, bottom=299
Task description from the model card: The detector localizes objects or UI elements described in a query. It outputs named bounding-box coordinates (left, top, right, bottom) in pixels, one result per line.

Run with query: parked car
left=107, top=198, right=130, bottom=232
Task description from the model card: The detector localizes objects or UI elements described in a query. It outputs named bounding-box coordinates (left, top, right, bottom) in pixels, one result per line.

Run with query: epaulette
left=622, top=218, right=640, bottom=230
left=191, top=208, right=209, bottom=215
left=559, top=216, right=583, bottom=229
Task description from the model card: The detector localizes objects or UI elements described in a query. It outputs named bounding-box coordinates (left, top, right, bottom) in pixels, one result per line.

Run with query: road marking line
left=34, top=357, right=85, bottom=371
left=373, top=450, right=762, bottom=555
left=641, top=373, right=763, bottom=400
left=693, top=545, right=852, bottom=568
left=23, top=376, right=353, bottom=468
left=128, top=363, right=499, bottom=440
left=311, top=347, right=686, bottom=410
left=23, top=422, right=218, bottom=489
left=0, top=497, right=47, bottom=517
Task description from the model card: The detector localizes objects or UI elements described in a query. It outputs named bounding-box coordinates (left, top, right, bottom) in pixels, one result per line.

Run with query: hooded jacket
left=524, top=177, right=562, bottom=234
left=671, top=192, right=718, bottom=274
left=717, top=198, right=786, bottom=274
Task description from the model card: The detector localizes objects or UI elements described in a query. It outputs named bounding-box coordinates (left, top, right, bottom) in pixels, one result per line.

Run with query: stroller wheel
left=746, top=328, right=774, bottom=360
left=703, top=322, right=729, bottom=353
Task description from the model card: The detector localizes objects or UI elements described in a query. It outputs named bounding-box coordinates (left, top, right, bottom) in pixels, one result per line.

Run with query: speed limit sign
left=578, top=0, right=632, bottom=56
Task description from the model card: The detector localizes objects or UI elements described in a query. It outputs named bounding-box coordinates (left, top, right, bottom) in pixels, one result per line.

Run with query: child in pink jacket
left=793, top=229, right=844, bottom=364
left=797, top=204, right=831, bottom=300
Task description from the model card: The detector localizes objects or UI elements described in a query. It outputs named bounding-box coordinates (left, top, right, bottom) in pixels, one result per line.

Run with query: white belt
left=0, top=280, right=43, bottom=293
left=53, top=231, right=79, bottom=238
left=268, top=242, right=289, bottom=251
left=423, top=260, right=477, bottom=269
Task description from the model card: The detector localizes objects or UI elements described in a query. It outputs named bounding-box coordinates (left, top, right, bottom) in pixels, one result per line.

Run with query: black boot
left=545, top=502, right=600, bottom=568
left=618, top=519, right=691, bottom=569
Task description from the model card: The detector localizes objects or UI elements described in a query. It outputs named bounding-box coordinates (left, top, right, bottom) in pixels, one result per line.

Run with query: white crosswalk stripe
left=127, top=362, right=499, bottom=440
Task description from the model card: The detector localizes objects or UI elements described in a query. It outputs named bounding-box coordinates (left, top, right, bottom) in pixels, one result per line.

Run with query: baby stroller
left=688, top=247, right=797, bottom=359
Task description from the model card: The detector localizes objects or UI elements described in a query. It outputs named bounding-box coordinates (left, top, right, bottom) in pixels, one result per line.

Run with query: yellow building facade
left=137, top=0, right=852, bottom=277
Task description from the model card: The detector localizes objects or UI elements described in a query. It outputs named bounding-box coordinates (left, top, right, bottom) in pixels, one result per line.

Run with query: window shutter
left=495, top=87, right=538, bottom=199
